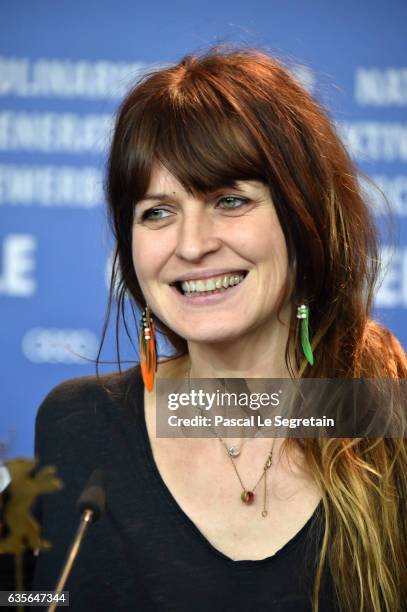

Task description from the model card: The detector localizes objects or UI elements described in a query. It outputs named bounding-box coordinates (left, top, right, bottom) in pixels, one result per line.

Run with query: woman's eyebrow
left=136, top=192, right=176, bottom=205
left=136, top=183, right=251, bottom=206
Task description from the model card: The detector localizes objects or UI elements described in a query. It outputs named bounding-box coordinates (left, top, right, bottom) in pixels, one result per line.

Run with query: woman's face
left=132, top=164, right=291, bottom=345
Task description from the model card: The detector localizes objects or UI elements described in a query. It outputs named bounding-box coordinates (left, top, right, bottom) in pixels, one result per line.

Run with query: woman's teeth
left=180, top=273, right=246, bottom=296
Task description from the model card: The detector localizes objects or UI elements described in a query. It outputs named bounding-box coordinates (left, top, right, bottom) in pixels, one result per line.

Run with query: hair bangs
left=143, top=84, right=267, bottom=197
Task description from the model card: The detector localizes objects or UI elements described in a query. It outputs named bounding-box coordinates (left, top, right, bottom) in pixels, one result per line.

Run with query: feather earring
left=297, top=304, right=314, bottom=366
left=139, top=306, right=157, bottom=391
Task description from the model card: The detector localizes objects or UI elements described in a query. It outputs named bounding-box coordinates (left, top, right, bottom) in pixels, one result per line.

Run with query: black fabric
left=31, top=367, right=338, bottom=611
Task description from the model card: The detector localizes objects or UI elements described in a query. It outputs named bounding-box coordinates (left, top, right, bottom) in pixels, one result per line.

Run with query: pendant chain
left=187, top=369, right=275, bottom=517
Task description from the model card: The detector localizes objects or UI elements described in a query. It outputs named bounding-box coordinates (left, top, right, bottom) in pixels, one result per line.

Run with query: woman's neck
left=187, top=311, right=294, bottom=379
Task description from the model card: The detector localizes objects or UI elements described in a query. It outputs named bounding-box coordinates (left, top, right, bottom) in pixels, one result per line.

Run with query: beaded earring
left=297, top=304, right=314, bottom=366
left=139, top=306, right=157, bottom=391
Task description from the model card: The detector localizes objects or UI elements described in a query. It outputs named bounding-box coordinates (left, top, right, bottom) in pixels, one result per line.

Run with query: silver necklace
left=186, top=368, right=275, bottom=516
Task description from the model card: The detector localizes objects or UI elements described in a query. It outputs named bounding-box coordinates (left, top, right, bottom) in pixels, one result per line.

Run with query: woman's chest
left=146, top=435, right=322, bottom=561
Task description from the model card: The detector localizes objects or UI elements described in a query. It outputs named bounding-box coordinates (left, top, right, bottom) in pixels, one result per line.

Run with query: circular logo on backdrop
left=22, top=327, right=99, bottom=364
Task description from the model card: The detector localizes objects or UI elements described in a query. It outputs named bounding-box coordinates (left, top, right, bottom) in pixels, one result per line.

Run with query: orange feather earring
left=139, top=306, right=157, bottom=392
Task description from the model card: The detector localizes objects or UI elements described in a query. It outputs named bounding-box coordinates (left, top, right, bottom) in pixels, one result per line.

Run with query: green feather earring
left=297, top=304, right=314, bottom=366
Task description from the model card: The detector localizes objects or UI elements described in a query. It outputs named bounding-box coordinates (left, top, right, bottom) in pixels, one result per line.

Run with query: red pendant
left=241, top=490, right=255, bottom=504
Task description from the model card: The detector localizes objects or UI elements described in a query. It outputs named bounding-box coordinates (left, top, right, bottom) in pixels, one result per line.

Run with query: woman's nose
left=174, top=210, right=222, bottom=262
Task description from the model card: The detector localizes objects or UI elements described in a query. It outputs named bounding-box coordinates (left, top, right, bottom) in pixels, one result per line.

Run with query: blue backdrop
left=1, top=0, right=406, bottom=456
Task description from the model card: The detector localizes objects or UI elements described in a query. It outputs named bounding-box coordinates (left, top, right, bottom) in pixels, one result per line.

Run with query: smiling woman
left=28, top=47, right=407, bottom=612
left=132, top=170, right=290, bottom=350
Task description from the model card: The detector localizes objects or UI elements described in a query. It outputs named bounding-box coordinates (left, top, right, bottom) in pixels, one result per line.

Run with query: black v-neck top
left=31, top=367, right=338, bottom=611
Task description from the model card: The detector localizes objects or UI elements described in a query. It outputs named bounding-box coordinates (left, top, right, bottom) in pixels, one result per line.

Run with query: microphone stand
left=47, top=509, right=94, bottom=612
left=47, top=469, right=105, bottom=612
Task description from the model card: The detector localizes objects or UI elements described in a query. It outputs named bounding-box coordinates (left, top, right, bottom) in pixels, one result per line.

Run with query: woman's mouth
left=170, top=271, right=248, bottom=303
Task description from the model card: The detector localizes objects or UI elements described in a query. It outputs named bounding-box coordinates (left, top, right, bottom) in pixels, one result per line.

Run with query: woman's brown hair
left=104, top=47, right=407, bottom=611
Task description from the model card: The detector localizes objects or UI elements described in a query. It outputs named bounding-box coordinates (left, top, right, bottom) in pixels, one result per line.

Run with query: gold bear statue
left=0, top=458, right=63, bottom=555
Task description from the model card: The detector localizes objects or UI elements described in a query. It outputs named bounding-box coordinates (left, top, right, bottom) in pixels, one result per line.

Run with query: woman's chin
left=177, top=326, right=246, bottom=347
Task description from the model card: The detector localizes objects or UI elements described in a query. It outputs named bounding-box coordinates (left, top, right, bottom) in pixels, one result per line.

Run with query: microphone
left=47, top=469, right=106, bottom=612
left=76, top=469, right=106, bottom=521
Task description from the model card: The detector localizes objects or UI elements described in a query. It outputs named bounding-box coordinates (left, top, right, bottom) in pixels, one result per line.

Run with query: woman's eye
left=217, top=196, right=249, bottom=210
left=138, top=196, right=249, bottom=224
left=141, top=207, right=172, bottom=221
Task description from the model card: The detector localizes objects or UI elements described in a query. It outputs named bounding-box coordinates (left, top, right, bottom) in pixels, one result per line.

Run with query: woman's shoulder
left=36, top=354, right=188, bottom=428
left=36, top=366, right=142, bottom=430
